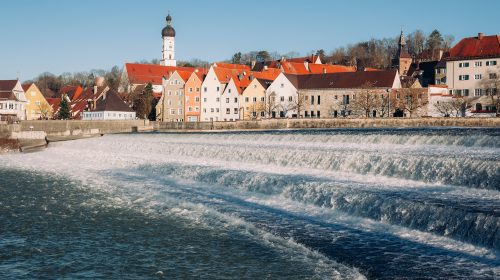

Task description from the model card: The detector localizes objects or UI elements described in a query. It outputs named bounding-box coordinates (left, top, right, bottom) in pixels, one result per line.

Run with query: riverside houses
left=82, top=91, right=135, bottom=120
left=288, top=70, right=401, bottom=118
left=445, top=33, right=500, bottom=115
left=184, top=71, right=205, bottom=122
left=156, top=70, right=191, bottom=122
left=22, top=83, right=52, bottom=120
left=200, top=63, right=250, bottom=122
left=0, top=79, right=27, bottom=121
left=241, top=78, right=273, bottom=120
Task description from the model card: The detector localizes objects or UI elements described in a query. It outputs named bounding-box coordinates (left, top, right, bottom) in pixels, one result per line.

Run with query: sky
left=1, top=0, right=499, bottom=81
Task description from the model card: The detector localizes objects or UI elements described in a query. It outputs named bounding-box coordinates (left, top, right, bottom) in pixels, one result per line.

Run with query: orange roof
left=59, top=85, right=84, bottom=101
left=364, top=67, right=383, bottom=71
left=251, top=68, right=281, bottom=80
left=125, top=63, right=206, bottom=85
left=214, top=63, right=251, bottom=71
left=280, top=62, right=355, bottom=75
left=213, top=66, right=249, bottom=84
left=448, top=34, right=500, bottom=60
left=286, top=55, right=320, bottom=63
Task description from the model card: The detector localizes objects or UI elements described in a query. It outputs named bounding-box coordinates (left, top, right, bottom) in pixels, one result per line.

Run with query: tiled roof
left=251, top=68, right=281, bottom=80
left=0, top=92, right=19, bottom=101
left=93, top=91, right=134, bottom=112
left=447, top=34, right=500, bottom=60
left=285, top=69, right=398, bottom=89
left=214, top=67, right=249, bottom=84
left=214, top=63, right=251, bottom=71
left=125, top=63, right=206, bottom=85
left=286, top=55, right=321, bottom=64
left=280, top=62, right=355, bottom=75
left=46, top=98, right=61, bottom=113
left=0, top=80, right=18, bottom=92
left=59, top=85, right=84, bottom=101
left=21, top=83, right=33, bottom=91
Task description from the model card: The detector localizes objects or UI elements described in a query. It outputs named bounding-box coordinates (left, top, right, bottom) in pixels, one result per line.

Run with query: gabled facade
left=0, top=80, right=27, bottom=121
left=265, top=73, right=300, bottom=118
left=156, top=70, right=188, bottom=122
left=22, top=83, right=52, bottom=120
left=241, top=78, right=271, bottom=120
left=184, top=71, right=204, bottom=122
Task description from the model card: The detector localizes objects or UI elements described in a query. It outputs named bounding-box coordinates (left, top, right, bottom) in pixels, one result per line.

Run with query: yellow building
left=22, top=83, right=53, bottom=120
left=240, top=78, right=272, bottom=120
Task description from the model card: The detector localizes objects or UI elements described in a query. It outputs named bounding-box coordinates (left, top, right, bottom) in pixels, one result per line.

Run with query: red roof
left=280, top=61, right=355, bottom=75
left=0, top=80, right=18, bottom=92
left=59, top=85, right=84, bottom=101
left=251, top=68, right=281, bottom=80
left=448, top=34, right=500, bottom=60
left=21, top=83, right=33, bottom=91
left=125, top=63, right=206, bottom=85
left=214, top=63, right=251, bottom=71
left=46, top=98, right=61, bottom=114
left=286, top=55, right=321, bottom=64
left=213, top=66, right=249, bottom=83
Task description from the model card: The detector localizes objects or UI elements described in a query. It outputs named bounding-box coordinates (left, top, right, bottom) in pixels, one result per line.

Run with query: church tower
left=393, top=30, right=412, bottom=76
left=161, top=14, right=176, bottom=66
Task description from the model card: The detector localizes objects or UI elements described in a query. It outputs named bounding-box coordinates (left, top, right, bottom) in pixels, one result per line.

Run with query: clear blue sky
left=1, top=0, right=499, bottom=81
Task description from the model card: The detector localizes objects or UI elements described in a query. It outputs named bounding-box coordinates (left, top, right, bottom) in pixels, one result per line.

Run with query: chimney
left=323, top=68, right=327, bottom=74
left=264, top=65, right=269, bottom=71
left=93, top=85, right=97, bottom=94
left=304, top=61, right=310, bottom=72
left=195, top=69, right=199, bottom=73
left=478, top=32, right=484, bottom=40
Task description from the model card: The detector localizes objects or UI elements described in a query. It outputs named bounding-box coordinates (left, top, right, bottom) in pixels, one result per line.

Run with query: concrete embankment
left=0, top=120, right=151, bottom=153
left=156, top=118, right=500, bottom=131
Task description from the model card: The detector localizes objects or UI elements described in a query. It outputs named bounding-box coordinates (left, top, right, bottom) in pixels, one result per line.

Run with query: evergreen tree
left=58, top=96, right=71, bottom=120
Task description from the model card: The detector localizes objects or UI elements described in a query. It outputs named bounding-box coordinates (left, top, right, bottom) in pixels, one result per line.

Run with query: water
left=1, top=128, right=499, bottom=279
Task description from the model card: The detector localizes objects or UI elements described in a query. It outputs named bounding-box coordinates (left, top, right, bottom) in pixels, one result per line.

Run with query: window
left=317, top=111, right=321, bottom=118
left=189, top=88, right=193, bottom=92
left=226, top=108, right=230, bottom=114
left=195, top=107, right=199, bottom=112
left=474, top=61, right=482, bottom=67
left=203, top=108, right=206, bottom=113
left=226, top=98, right=230, bottom=103
left=305, top=111, right=309, bottom=117
left=245, top=97, right=249, bottom=102
left=334, top=95, right=338, bottom=100
left=288, top=96, right=293, bottom=102
left=280, top=96, right=285, bottom=102
left=204, top=87, right=207, bottom=92
left=170, top=109, right=176, bottom=115
left=459, top=62, right=470, bottom=68
left=234, top=108, right=238, bottom=114
left=216, top=86, right=220, bottom=92
left=216, top=108, right=219, bottom=112
left=280, top=83, right=284, bottom=88
left=475, top=74, right=482, bottom=80
left=260, top=97, right=265, bottom=102
left=311, top=96, right=314, bottom=105
left=311, top=111, right=315, bottom=117
left=196, top=88, right=200, bottom=92
left=490, top=73, right=497, bottom=79
left=178, top=109, right=183, bottom=115
left=195, top=97, right=200, bottom=102
left=317, top=95, right=321, bottom=105
left=188, top=107, right=193, bottom=112
left=168, top=91, right=172, bottom=96
left=228, top=89, right=231, bottom=93
left=211, top=108, right=214, bottom=113
left=252, top=112, right=257, bottom=117
left=203, top=98, right=207, bottom=102
left=260, top=112, right=265, bottom=117
left=463, top=89, right=470, bottom=96
left=168, top=100, right=172, bottom=105
left=216, top=98, right=220, bottom=102
left=475, top=89, right=483, bottom=96
left=31, top=91, right=35, bottom=97
left=234, top=97, right=238, bottom=103
left=252, top=97, right=257, bottom=103
left=486, top=60, right=497, bottom=66
left=459, top=75, right=469, bottom=81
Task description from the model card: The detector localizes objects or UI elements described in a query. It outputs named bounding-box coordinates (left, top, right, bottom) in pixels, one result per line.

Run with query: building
left=82, top=91, right=135, bottom=120
left=0, top=80, right=27, bottom=121
left=392, top=30, right=413, bottom=76
left=426, top=85, right=467, bottom=117
left=445, top=33, right=499, bottom=115
left=200, top=64, right=250, bottom=121
left=220, top=75, right=251, bottom=121
left=184, top=71, right=204, bottom=122
left=156, top=70, right=190, bottom=122
left=285, top=70, right=401, bottom=118
left=265, top=72, right=302, bottom=118
left=161, top=14, right=176, bottom=66
left=22, top=83, right=52, bottom=120
left=241, top=78, right=272, bottom=120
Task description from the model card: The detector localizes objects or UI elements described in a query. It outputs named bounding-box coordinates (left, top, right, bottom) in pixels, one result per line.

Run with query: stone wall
left=19, top=120, right=149, bottom=136
left=157, top=118, right=500, bottom=131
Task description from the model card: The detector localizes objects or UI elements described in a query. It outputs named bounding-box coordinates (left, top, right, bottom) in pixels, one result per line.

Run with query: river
left=1, top=128, right=499, bottom=279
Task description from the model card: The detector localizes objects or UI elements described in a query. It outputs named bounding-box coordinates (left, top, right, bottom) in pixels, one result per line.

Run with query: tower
left=161, top=14, right=176, bottom=66
left=394, top=29, right=412, bottom=76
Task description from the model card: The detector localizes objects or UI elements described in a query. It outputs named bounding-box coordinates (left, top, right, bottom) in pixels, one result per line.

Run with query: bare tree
left=352, top=83, right=381, bottom=117
left=289, top=91, right=306, bottom=118
left=394, top=88, right=428, bottom=117
left=481, top=68, right=500, bottom=116
left=265, top=91, right=279, bottom=118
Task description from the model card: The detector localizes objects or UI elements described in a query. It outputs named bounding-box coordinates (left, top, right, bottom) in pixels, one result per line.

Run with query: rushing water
left=1, top=128, right=499, bottom=279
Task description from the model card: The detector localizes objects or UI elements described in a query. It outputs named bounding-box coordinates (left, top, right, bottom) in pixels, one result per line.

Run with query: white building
left=445, top=33, right=499, bottom=115
left=0, top=80, right=27, bottom=121
left=82, top=91, right=135, bottom=120
left=161, top=14, right=176, bottom=67
left=220, top=77, right=249, bottom=121
left=266, top=73, right=300, bottom=118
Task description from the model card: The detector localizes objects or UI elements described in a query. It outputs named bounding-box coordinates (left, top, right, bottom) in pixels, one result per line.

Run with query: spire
left=399, top=29, right=406, bottom=47
left=166, top=13, right=172, bottom=25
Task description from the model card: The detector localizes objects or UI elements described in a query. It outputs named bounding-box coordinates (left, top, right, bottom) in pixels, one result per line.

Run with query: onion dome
left=162, top=14, right=175, bottom=37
